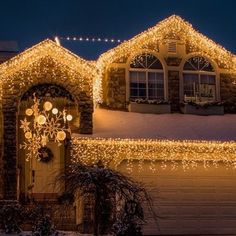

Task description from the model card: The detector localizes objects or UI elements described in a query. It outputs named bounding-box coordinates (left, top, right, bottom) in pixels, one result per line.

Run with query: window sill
left=128, top=102, right=171, bottom=114
left=180, top=103, right=224, bottom=115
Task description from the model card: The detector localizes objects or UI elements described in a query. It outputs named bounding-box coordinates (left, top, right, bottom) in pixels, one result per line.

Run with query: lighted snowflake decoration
left=20, top=95, right=72, bottom=161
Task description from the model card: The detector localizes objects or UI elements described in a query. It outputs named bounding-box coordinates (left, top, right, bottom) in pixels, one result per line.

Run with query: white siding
left=118, top=161, right=236, bottom=235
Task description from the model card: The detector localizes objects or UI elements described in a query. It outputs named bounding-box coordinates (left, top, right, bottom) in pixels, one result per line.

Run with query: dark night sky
left=1, top=0, right=236, bottom=60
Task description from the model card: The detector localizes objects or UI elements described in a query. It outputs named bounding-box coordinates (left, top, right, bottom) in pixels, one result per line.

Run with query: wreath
left=38, top=147, right=54, bottom=163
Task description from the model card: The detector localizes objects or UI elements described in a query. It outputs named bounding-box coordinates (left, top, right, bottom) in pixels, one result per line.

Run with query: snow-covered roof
left=73, top=108, right=236, bottom=141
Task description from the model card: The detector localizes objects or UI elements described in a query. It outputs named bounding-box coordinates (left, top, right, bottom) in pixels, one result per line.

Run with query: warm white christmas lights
left=71, top=137, right=236, bottom=171
left=56, top=36, right=123, bottom=44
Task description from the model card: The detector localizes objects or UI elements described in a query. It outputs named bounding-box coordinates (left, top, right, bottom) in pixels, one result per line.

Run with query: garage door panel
left=118, top=161, right=236, bottom=235
left=219, top=206, right=236, bottom=215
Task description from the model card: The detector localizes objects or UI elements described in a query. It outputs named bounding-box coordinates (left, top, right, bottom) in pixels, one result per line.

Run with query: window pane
left=200, top=74, right=208, bottom=84
left=183, top=73, right=198, bottom=100
left=201, top=75, right=215, bottom=85
left=200, top=75, right=216, bottom=101
left=130, top=55, right=146, bottom=68
left=130, top=89, right=138, bottom=97
left=130, top=71, right=147, bottom=100
left=184, top=57, right=214, bottom=72
left=183, top=61, right=195, bottom=70
left=130, top=71, right=137, bottom=82
left=139, top=89, right=146, bottom=98
left=138, top=72, right=146, bottom=83
left=130, top=83, right=138, bottom=88
left=130, top=53, right=163, bottom=70
left=148, top=72, right=164, bottom=100
left=148, top=72, right=156, bottom=83
left=208, top=75, right=216, bottom=84
left=148, top=58, right=163, bottom=69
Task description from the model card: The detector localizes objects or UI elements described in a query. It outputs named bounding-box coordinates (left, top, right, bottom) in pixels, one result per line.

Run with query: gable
left=98, top=15, right=236, bottom=71
left=0, top=39, right=95, bottom=81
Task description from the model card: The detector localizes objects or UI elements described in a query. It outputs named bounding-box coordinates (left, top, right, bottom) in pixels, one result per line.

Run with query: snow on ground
left=73, top=108, right=236, bottom=141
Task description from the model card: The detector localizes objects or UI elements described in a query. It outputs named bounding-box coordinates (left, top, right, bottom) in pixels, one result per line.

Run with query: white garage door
left=118, top=161, right=236, bottom=235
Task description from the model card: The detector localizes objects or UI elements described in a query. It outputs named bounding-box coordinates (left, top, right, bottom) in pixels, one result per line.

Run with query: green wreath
left=38, top=147, right=54, bottom=163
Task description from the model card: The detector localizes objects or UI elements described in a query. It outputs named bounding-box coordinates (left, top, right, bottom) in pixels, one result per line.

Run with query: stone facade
left=168, top=71, right=180, bottom=112
left=220, top=73, right=236, bottom=113
left=102, top=68, right=126, bottom=110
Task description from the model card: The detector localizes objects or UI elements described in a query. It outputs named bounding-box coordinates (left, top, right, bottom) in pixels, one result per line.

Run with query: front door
left=30, top=142, right=64, bottom=200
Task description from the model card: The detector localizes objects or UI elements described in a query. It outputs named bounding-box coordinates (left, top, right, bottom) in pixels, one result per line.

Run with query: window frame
left=128, top=53, right=166, bottom=101
left=181, top=55, right=220, bottom=103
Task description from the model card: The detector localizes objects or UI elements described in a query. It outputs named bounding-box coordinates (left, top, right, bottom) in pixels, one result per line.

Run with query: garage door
left=118, top=161, right=236, bottom=235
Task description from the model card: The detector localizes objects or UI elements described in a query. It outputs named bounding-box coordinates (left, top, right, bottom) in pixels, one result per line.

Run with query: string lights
left=71, top=137, right=236, bottom=172
left=0, top=40, right=95, bottom=101
left=55, top=36, right=123, bottom=44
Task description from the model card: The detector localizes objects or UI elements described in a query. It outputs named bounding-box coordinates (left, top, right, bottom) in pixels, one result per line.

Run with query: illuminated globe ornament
left=20, top=95, right=72, bottom=161
left=37, top=115, right=46, bottom=125
left=52, top=108, right=58, bottom=114
left=66, top=114, right=73, bottom=121
left=25, top=131, right=32, bottom=139
left=25, top=108, right=33, bottom=116
left=44, top=101, right=53, bottom=111
left=57, top=131, right=66, bottom=141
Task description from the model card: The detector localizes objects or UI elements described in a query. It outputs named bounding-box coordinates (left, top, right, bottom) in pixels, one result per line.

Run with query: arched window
left=129, top=53, right=164, bottom=101
left=183, top=56, right=216, bottom=102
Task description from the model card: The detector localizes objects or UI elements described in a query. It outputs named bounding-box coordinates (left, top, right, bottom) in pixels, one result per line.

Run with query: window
left=183, top=56, right=216, bottom=102
left=129, top=53, right=164, bottom=100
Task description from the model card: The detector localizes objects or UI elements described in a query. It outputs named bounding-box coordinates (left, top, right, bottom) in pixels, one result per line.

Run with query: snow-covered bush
left=30, top=205, right=57, bottom=236
left=0, top=202, right=25, bottom=234
left=32, top=215, right=57, bottom=236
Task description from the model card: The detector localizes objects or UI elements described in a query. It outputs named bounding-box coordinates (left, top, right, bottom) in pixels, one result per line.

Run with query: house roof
left=0, top=39, right=96, bottom=80
left=73, top=108, right=236, bottom=142
left=97, top=15, right=236, bottom=71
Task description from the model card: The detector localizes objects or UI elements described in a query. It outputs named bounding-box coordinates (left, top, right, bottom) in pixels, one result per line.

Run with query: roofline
left=97, top=14, right=236, bottom=67
left=0, top=39, right=96, bottom=78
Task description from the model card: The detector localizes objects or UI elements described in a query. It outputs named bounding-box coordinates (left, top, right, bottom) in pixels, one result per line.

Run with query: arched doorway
left=18, top=83, right=78, bottom=201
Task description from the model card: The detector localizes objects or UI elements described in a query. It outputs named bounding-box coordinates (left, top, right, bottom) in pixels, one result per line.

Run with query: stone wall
left=168, top=71, right=180, bottom=112
left=220, top=73, right=236, bottom=113
left=0, top=105, right=3, bottom=199
left=2, top=102, right=17, bottom=199
left=78, top=91, right=93, bottom=134
left=103, top=68, right=126, bottom=110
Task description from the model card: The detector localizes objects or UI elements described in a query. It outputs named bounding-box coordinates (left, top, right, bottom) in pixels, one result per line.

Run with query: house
left=0, top=15, right=236, bottom=235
